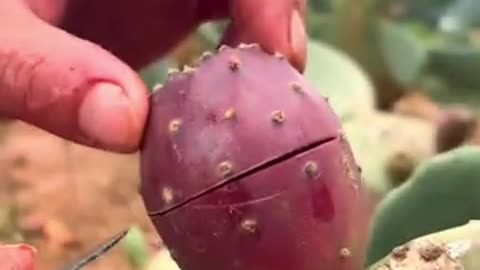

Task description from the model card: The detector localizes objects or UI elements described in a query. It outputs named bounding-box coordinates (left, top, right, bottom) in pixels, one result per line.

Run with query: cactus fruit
left=366, top=146, right=480, bottom=266
left=140, top=44, right=371, bottom=270
left=368, top=220, right=480, bottom=270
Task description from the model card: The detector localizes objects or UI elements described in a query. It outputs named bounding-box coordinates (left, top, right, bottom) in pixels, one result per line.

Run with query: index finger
left=219, top=0, right=307, bottom=72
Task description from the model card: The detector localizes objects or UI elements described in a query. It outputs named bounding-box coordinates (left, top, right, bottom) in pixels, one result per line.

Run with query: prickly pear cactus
left=368, top=220, right=480, bottom=270
left=140, top=44, right=371, bottom=270
left=366, top=146, right=480, bottom=266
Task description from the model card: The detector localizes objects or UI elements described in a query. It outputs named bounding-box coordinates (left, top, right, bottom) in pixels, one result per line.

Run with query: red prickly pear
left=140, top=44, right=371, bottom=270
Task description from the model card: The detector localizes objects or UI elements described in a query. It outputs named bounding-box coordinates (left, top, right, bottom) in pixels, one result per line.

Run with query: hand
left=0, top=0, right=307, bottom=153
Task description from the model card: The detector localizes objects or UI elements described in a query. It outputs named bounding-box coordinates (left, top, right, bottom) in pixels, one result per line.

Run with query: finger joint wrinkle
left=0, top=48, right=46, bottom=115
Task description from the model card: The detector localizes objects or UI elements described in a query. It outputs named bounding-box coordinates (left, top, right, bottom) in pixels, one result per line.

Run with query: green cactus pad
left=368, top=220, right=480, bottom=270
left=427, top=46, right=480, bottom=90
left=304, top=40, right=375, bottom=121
left=366, top=146, right=480, bottom=266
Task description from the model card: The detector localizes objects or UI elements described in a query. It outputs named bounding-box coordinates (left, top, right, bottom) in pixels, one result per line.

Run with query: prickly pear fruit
left=368, top=220, right=480, bottom=270
left=366, top=146, right=480, bottom=266
left=140, top=44, right=371, bottom=270
left=0, top=243, right=37, bottom=270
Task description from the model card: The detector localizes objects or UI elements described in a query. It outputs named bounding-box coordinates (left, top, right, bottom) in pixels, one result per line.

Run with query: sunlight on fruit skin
left=140, top=44, right=372, bottom=270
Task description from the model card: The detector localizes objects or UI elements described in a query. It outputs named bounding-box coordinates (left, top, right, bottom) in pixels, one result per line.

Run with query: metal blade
left=59, top=228, right=129, bottom=270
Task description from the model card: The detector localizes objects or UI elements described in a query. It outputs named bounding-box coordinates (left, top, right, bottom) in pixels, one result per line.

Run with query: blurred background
left=3, top=0, right=480, bottom=269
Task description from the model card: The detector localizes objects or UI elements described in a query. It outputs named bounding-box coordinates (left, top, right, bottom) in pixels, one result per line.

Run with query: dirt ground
left=0, top=120, right=162, bottom=270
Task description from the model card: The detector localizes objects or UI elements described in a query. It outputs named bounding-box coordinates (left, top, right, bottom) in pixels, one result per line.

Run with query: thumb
left=0, top=12, right=148, bottom=153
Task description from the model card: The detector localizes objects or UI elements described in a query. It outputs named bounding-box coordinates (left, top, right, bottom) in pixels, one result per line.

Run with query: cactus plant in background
left=368, top=220, right=480, bottom=270
left=139, top=58, right=173, bottom=92
left=342, top=111, right=435, bottom=197
left=305, top=0, right=480, bottom=115
left=303, top=40, right=376, bottom=122
left=324, top=0, right=429, bottom=110
left=139, top=44, right=372, bottom=270
left=123, top=225, right=150, bottom=269
left=366, top=146, right=480, bottom=266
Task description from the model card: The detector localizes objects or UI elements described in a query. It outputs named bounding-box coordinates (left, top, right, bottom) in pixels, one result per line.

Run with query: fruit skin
left=0, top=243, right=37, bottom=270
left=149, top=136, right=370, bottom=270
left=140, top=44, right=371, bottom=270
left=141, top=44, right=343, bottom=215
left=366, top=146, right=480, bottom=266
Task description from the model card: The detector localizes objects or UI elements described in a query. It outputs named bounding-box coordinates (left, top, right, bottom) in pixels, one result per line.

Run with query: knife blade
left=58, top=228, right=129, bottom=270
